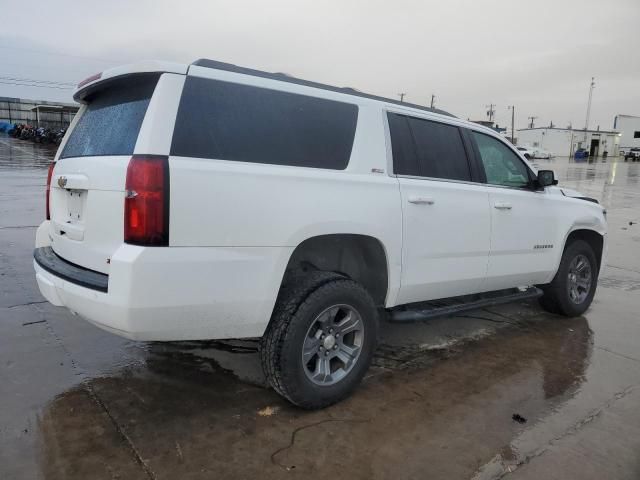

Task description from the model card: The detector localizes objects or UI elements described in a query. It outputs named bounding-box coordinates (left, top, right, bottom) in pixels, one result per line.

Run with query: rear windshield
left=60, top=75, right=158, bottom=159
left=170, top=76, right=358, bottom=170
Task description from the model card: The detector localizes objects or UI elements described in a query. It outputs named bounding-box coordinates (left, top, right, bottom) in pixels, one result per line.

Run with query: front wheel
left=260, top=272, right=378, bottom=409
left=539, top=239, right=598, bottom=316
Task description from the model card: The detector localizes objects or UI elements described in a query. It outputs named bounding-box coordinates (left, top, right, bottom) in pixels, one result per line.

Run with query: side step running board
left=388, top=287, right=543, bottom=322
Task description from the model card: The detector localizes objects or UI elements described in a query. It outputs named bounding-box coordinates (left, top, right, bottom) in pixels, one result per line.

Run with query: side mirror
left=537, top=170, right=558, bottom=188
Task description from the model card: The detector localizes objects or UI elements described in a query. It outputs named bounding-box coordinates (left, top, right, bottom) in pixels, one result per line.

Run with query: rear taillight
left=46, top=162, right=55, bottom=220
left=124, top=155, right=169, bottom=246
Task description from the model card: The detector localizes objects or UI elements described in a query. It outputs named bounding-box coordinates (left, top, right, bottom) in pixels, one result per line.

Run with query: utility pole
left=528, top=116, right=537, bottom=129
left=486, top=103, right=496, bottom=123
left=430, top=95, right=436, bottom=109
left=398, top=93, right=406, bottom=103
left=507, top=105, right=515, bottom=144
left=584, top=77, right=595, bottom=142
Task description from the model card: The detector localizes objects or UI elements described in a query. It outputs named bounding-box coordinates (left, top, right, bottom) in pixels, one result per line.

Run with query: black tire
left=539, top=239, right=598, bottom=316
left=260, top=271, right=379, bottom=409
left=524, top=153, right=531, bottom=160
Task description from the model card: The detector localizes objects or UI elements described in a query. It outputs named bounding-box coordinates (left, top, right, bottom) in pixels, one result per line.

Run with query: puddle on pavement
left=34, top=314, right=593, bottom=479
left=2, top=134, right=638, bottom=478
left=0, top=136, right=56, bottom=170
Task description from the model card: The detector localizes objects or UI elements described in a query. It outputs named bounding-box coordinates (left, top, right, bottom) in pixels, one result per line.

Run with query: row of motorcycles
left=8, top=124, right=66, bottom=145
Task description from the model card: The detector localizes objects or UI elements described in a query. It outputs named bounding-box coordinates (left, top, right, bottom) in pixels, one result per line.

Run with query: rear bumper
left=34, top=223, right=293, bottom=341
left=34, top=247, right=108, bottom=292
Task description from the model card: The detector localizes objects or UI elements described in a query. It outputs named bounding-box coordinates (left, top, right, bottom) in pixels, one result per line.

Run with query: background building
left=0, top=97, right=79, bottom=129
left=613, top=114, right=640, bottom=152
left=517, top=127, right=620, bottom=158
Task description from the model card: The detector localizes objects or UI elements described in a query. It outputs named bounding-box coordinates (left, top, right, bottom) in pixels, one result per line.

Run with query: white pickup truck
left=34, top=60, right=607, bottom=408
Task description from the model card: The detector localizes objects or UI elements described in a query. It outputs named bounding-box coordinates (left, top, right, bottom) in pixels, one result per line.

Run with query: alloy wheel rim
left=302, top=304, right=364, bottom=386
left=567, top=254, right=592, bottom=304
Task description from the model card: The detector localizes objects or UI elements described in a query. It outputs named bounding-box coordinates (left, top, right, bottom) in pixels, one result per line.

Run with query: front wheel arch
left=561, top=229, right=604, bottom=275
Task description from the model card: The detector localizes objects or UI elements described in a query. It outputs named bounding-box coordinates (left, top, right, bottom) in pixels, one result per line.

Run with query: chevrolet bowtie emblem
left=57, top=176, right=67, bottom=188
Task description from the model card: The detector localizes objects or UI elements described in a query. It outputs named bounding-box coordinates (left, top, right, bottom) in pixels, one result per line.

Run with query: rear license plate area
left=66, top=190, right=86, bottom=223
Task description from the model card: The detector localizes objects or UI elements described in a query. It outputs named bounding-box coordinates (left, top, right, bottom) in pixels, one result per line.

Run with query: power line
left=0, top=79, right=73, bottom=89
left=0, top=75, right=75, bottom=86
left=0, top=44, right=121, bottom=64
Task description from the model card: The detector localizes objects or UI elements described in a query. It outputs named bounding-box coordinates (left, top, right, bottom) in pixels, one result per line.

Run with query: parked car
left=34, top=60, right=607, bottom=409
left=624, top=148, right=640, bottom=162
left=533, top=148, right=553, bottom=159
left=516, top=146, right=535, bottom=159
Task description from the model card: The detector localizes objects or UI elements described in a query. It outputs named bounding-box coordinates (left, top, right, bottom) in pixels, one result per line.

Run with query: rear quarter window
left=170, top=77, right=358, bottom=169
left=60, top=75, right=158, bottom=159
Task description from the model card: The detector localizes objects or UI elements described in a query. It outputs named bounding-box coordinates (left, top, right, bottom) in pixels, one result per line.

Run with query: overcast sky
left=1, top=0, right=638, bottom=131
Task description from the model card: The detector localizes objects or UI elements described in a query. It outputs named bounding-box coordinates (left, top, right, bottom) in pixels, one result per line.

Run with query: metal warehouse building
left=0, top=97, right=79, bottom=129
left=613, top=114, right=640, bottom=152
left=517, top=127, right=620, bottom=158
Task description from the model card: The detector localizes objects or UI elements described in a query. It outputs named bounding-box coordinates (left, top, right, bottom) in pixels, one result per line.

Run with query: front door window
left=472, top=132, right=531, bottom=188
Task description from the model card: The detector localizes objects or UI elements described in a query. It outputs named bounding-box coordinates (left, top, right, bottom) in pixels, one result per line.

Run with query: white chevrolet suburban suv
left=34, top=59, right=607, bottom=409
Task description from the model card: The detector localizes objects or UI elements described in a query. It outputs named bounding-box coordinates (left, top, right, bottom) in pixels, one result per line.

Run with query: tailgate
left=48, top=74, right=160, bottom=274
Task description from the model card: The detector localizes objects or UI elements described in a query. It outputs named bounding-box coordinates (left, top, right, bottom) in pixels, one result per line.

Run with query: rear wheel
left=260, top=271, right=378, bottom=409
left=539, top=239, right=598, bottom=316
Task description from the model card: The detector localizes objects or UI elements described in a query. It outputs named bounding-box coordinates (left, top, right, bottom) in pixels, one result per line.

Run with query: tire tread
left=260, top=271, right=377, bottom=409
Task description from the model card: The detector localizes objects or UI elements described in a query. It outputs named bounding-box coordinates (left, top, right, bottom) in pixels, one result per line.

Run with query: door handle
left=408, top=196, right=435, bottom=205
left=494, top=202, right=512, bottom=210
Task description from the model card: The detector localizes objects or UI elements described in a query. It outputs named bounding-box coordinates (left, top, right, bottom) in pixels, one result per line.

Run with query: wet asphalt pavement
left=1, top=134, right=640, bottom=479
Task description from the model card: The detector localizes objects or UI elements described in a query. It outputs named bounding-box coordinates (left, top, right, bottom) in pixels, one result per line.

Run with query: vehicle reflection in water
left=36, top=315, right=592, bottom=479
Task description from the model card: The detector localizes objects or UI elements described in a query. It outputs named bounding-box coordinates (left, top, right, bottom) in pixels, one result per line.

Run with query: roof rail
left=191, top=59, right=455, bottom=118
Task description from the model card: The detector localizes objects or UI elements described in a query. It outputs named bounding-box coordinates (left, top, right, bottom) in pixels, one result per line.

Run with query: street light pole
left=584, top=77, right=595, bottom=143
left=430, top=95, right=435, bottom=109
left=398, top=93, right=406, bottom=103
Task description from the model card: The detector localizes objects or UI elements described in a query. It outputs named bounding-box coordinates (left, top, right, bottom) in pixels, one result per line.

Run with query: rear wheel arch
left=281, top=234, right=389, bottom=307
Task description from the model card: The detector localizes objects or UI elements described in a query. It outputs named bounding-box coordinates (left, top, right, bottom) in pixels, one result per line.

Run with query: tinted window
left=472, top=131, right=531, bottom=188
left=407, top=117, right=471, bottom=181
left=61, top=75, right=158, bottom=159
left=387, top=113, right=420, bottom=176
left=388, top=114, right=471, bottom=181
left=171, top=77, right=358, bottom=169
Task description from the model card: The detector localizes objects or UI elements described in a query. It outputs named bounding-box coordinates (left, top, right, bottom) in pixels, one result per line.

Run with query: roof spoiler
left=74, top=61, right=188, bottom=103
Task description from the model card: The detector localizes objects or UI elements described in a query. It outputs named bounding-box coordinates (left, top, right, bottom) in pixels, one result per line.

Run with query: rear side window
left=387, top=113, right=420, bottom=176
left=61, top=75, right=158, bottom=159
left=408, top=117, right=471, bottom=181
left=170, top=77, right=358, bottom=169
left=387, top=113, right=471, bottom=181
